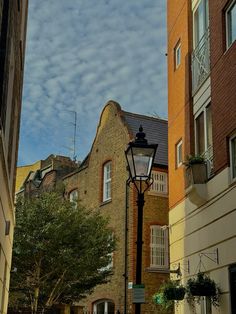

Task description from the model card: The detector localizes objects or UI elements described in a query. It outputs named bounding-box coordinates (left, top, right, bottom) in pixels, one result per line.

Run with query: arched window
left=93, top=300, right=115, bottom=314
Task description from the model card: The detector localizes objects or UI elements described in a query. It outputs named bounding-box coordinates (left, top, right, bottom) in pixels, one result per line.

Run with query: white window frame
left=176, top=140, right=183, bottom=167
left=229, top=133, right=236, bottom=182
left=149, top=171, right=168, bottom=195
left=93, top=300, right=115, bottom=314
left=69, top=189, right=78, bottom=208
left=193, top=0, right=209, bottom=48
left=201, top=296, right=212, bottom=314
left=103, top=161, right=111, bottom=202
left=194, top=103, right=212, bottom=154
left=174, top=41, right=181, bottom=69
left=150, top=225, right=169, bottom=269
left=226, top=0, right=236, bottom=49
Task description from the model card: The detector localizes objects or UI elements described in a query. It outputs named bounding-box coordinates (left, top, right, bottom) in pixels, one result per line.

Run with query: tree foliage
left=9, top=190, right=115, bottom=313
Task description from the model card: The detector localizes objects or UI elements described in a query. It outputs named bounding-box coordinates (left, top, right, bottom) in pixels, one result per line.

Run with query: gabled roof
left=78, top=101, right=168, bottom=169
left=122, top=111, right=168, bottom=167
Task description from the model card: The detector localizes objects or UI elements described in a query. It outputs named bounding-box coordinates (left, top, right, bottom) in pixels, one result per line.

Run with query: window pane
left=194, top=0, right=209, bottom=47
left=196, top=112, right=205, bottom=155
left=176, top=140, right=183, bottom=167
left=194, top=0, right=204, bottom=45
left=150, top=171, right=167, bottom=194
left=206, top=105, right=212, bottom=148
left=231, top=136, right=236, bottom=179
left=230, top=264, right=236, bottom=313
left=103, top=162, right=111, bottom=201
left=227, top=2, right=236, bottom=46
left=150, top=226, right=168, bottom=268
left=97, top=302, right=105, bottom=314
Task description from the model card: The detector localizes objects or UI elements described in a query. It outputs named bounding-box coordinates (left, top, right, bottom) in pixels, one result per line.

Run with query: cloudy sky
left=18, top=0, right=167, bottom=166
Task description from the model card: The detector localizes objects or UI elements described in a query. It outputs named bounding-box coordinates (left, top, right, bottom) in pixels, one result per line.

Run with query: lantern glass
left=126, top=145, right=156, bottom=181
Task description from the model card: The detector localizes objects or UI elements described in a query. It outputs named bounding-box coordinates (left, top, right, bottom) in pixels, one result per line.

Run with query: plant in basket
left=153, top=280, right=185, bottom=312
left=186, top=272, right=220, bottom=308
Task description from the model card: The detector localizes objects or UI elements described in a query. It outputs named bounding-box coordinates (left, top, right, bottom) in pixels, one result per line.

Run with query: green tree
left=9, top=191, right=115, bottom=314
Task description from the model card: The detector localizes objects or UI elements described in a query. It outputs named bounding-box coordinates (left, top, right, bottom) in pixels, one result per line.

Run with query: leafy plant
left=153, top=280, right=185, bottom=312
left=185, top=155, right=205, bottom=165
left=186, top=272, right=220, bottom=308
left=9, top=190, right=116, bottom=314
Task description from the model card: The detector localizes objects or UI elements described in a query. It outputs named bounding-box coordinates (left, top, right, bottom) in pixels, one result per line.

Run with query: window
left=195, top=104, right=213, bottom=172
left=103, top=161, right=111, bottom=202
left=150, top=225, right=169, bottom=269
left=149, top=171, right=168, bottom=195
left=229, top=264, right=236, bottom=313
left=176, top=140, right=183, bottom=167
left=230, top=134, right=236, bottom=181
left=174, top=41, right=181, bottom=69
left=69, top=189, right=78, bottom=208
left=226, top=1, right=236, bottom=48
left=93, top=300, right=115, bottom=314
left=100, top=233, right=114, bottom=271
left=201, top=296, right=212, bottom=314
left=193, top=0, right=209, bottom=48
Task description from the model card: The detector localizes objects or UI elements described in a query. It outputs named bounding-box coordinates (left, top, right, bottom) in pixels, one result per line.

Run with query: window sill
left=100, top=199, right=112, bottom=207
left=145, top=267, right=169, bottom=273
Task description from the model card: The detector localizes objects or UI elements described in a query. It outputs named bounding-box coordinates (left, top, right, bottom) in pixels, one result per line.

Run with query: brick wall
left=72, top=101, right=169, bottom=313
left=0, top=1, right=28, bottom=313
left=209, top=0, right=236, bottom=174
left=167, top=0, right=192, bottom=209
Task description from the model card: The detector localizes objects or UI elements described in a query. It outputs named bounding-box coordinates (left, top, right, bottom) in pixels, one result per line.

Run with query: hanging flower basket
left=186, top=272, right=220, bottom=308
left=153, top=280, right=185, bottom=312
left=184, top=155, right=207, bottom=185
left=164, top=286, right=186, bottom=300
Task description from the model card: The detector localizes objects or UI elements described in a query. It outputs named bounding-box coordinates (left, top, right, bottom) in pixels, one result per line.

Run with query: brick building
left=16, top=154, right=78, bottom=197
left=64, top=101, right=169, bottom=314
left=167, top=0, right=236, bottom=312
left=0, top=1, right=28, bottom=313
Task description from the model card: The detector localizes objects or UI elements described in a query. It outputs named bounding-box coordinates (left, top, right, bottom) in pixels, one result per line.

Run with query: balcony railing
left=202, top=144, right=214, bottom=177
left=192, top=28, right=210, bottom=95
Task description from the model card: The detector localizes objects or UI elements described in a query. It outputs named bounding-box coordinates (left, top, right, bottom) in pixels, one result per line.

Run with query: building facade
left=64, top=101, right=169, bottom=314
left=0, top=1, right=28, bottom=313
left=16, top=154, right=78, bottom=196
left=167, top=0, right=236, bottom=313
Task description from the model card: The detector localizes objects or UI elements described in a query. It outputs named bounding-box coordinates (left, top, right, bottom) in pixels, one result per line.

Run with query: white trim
left=149, top=171, right=168, bottom=195
left=229, top=133, right=236, bottom=182
left=174, top=41, right=181, bottom=69
left=150, top=225, right=169, bottom=269
left=192, top=0, right=209, bottom=48
left=176, top=140, right=183, bottom=167
left=103, top=161, right=111, bottom=202
left=226, top=0, right=236, bottom=49
left=194, top=102, right=211, bottom=155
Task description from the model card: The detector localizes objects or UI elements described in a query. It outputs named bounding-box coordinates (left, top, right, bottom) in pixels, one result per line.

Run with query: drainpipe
left=124, top=179, right=130, bottom=314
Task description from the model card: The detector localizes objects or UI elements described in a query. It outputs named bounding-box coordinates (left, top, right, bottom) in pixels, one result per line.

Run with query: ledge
left=145, top=267, right=170, bottom=273
left=99, top=199, right=112, bottom=207
left=185, top=183, right=208, bottom=205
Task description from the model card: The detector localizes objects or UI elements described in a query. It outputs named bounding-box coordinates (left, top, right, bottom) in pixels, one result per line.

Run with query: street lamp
left=125, top=126, right=157, bottom=314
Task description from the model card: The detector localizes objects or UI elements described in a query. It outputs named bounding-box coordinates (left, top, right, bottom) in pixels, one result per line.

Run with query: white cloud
left=18, top=0, right=167, bottom=165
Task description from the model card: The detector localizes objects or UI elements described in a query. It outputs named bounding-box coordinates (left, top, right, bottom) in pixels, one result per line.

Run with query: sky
left=18, top=0, right=167, bottom=166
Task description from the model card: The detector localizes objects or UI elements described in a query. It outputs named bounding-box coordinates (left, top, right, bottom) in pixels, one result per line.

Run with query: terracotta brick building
left=0, top=1, right=28, bottom=313
left=64, top=101, right=169, bottom=314
left=16, top=154, right=78, bottom=197
left=167, top=0, right=236, bottom=312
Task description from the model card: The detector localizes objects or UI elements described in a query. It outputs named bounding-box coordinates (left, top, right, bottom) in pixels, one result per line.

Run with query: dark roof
left=123, top=111, right=168, bottom=167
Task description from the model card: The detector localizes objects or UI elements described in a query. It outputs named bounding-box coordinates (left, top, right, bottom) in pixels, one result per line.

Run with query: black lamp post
left=125, top=126, right=157, bottom=314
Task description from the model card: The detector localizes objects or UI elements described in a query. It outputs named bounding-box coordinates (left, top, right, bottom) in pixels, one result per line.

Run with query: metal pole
left=135, top=191, right=144, bottom=314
